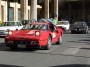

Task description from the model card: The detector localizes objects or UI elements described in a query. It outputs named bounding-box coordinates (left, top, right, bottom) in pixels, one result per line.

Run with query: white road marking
left=69, top=46, right=82, bottom=48
left=62, top=48, right=80, bottom=55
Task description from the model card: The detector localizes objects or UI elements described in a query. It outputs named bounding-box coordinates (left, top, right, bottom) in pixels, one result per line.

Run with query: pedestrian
left=47, top=18, right=54, bottom=23
left=53, top=17, right=58, bottom=25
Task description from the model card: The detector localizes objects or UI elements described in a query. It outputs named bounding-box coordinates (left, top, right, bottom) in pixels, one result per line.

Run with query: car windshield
left=74, top=22, right=87, bottom=27
left=0, top=22, right=16, bottom=26
left=58, top=21, right=69, bottom=25
left=22, top=24, right=48, bottom=30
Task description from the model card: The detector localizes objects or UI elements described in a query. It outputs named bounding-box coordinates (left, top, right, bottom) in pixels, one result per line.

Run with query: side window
left=49, top=23, right=55, bottom=32
left=17, top=22, right=22, bottom=26
left=41, top=25, right=48, bottom=30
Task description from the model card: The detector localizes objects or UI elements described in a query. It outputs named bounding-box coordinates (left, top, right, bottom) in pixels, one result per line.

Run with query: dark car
left=70, top=22, right=89, bottom=34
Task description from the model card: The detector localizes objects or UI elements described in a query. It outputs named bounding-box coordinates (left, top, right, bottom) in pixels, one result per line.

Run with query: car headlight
left=8, top=31, right=12, bottom=36
left=35, top=31, right=40, bottom=36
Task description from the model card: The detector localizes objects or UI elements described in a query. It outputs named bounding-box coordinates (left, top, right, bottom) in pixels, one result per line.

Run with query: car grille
left=0, top=30, right=5, bottom=32
left=0, top=30, right=7, bottom=35
left=14, top=40, right=38, bottom=45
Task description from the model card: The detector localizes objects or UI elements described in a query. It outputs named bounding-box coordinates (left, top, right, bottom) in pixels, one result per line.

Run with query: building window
left=28, top=10, right=30, bottom=19
left=18, top=9, right=20, bottom=21
left=1, top=6, right=4, bottom=21
left=9, top=7, right=14, bottom=21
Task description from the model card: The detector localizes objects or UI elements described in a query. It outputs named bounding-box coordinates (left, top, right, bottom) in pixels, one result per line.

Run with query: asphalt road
left=0, top=32, right=90, bottom=67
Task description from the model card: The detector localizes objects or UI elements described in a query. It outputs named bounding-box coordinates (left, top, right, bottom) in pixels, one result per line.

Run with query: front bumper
left=71, top=29, right=86, bottom=32
left=0, top=31, right=8, bottom=36
left=5, top=38, right=47, bottom=47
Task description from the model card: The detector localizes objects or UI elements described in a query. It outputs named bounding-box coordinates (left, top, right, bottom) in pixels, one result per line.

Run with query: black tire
left=83, top=30, right=87, bottom=34
left=56, top=35, right=62, bottom=45
left=71, top=31, right=74, bottom=34
left=87, top=30, right=89, bottom=34
left=84, top=31, right=87, bottom=34
left=44, top=36, right=51, bottom=50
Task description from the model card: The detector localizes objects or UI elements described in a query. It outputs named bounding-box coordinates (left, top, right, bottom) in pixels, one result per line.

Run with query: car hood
left=11, top=30, right=48, bottom=40
left=56, top=24, right=69, bottom=27
left=73, top=26, right=86, bottom=28
left=0, top=26, right=17, bottom=31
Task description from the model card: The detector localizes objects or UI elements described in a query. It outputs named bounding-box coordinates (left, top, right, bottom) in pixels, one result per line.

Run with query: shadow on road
left=68, top=34, right=90, bottom=45
left=0, top=64, right=24, bottom=67
left=0, top=42, right=39, bottom=52
left=51, top=64, right=90, bottom=67
left=4, top=48, right=39, bottom=52
left=68, top=40, right=90, bottom=45
left=0, top=43, right=39, bottom=52
left=80, top=47, right=90, bottom=50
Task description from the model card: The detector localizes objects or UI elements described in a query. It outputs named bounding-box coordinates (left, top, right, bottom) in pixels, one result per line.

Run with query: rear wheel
left=56, top=35, right=62, bottom=45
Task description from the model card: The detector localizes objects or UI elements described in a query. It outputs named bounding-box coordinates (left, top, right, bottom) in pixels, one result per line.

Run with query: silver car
left=0, top=21, right=23, bottom=36
left=56, top=21, right=70, bottom=31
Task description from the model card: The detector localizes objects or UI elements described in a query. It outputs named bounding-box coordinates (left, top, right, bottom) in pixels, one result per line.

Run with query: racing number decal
left=52, top=33, right=56, bottom=38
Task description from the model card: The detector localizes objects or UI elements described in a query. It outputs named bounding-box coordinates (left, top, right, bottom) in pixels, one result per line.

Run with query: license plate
left=18, top=45, right=26, bottom=48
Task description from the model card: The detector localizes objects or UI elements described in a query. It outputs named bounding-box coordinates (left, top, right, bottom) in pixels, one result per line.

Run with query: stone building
left=0, top=0, right=58, bottom=21
left=0, top=0, right=90, bottom=24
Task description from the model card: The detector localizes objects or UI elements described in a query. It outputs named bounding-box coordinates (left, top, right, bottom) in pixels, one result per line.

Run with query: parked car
left=5, top=21, right=63, bottom=50
left=70, top=22, right=89, bottom=34
left=0, top=21, right=23, bottom=36
left=56, top=20, right=70, bottom=31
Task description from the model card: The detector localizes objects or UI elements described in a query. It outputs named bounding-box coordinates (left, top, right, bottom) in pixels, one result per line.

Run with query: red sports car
left=5, top=21, right=63, bottom=50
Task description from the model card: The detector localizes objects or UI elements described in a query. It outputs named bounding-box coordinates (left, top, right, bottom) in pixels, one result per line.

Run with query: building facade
left=58, top=0, right=90, bottom=24
left=0, top=0, right=90, bottom=24
left=0, top=0, right=58, bottom=22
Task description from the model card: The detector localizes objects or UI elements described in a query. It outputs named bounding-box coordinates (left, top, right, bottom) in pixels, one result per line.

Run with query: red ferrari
left=5, top=21, right=63, bottom=50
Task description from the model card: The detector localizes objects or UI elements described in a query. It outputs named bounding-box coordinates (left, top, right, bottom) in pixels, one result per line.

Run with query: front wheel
left=44, top=36, right=51, bottom=50
left=71, top=31, right=75, bottom=34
